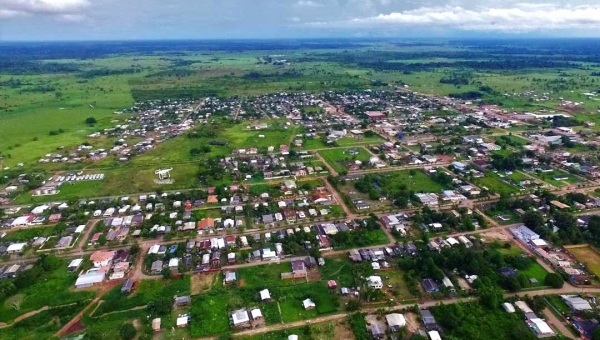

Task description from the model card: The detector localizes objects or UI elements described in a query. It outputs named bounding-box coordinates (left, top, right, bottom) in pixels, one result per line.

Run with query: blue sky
left=2, top=0, right=600, bottom=41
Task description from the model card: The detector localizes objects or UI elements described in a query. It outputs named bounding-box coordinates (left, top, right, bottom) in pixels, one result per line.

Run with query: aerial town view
left=4, top=1, right=600, bottom=340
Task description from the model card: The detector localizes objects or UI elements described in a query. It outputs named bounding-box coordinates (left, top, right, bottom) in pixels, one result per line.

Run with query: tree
left=85, top=117, right=97, bottom=125
left=592, top=327, right=600, bottom=340
left=544, top=273, right=564, bottom=288
left=129, top=243, right=140, bottom=257
left=119, top=323, right=136, bottom=340
left=161, top=267, right=172, bottom=280
left=147, top=297, right=173, bottom=316
left=522, top=210, right=544, bottom=231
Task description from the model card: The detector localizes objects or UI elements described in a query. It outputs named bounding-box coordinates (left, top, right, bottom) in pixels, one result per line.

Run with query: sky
left=2, top=0, right=600, bottom=41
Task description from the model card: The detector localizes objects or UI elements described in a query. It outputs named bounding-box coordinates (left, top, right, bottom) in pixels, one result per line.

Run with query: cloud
left=0, top=0, right=90, bottom=16
left=295, top=1, right=323, bottom=7
left=304, top=5, right=600, bottom=32
left=0, top=9, right=23, bottom=18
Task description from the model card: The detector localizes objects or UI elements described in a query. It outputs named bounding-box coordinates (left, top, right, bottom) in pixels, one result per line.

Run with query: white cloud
left=295, top=1, right=323, bottom=7
left=0, top=9, right=23, bottom=18
left=0, top=0, right=90, bottom=15
left=305, top=5, right=600, bottom=32
left=58, top=14, right=87, bottom=22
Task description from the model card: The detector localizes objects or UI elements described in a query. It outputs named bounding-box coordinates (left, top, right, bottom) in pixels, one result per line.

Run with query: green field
left=474, top=171, right=520, bottom=195
left=495, top=135, right=531, bottom=146
left=533, top=169, right=583, bottom=187
left=382, top=170, right=445, bottom=193
left=318, top=147, right=372, bottom=173
left=93, top=276, right=190, bottom=316
left=0, top=258, right=95, bottom=323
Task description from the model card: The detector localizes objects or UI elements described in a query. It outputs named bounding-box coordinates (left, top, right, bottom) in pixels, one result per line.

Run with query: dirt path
left=323, top=177, right=354, bottom=218
left=543, top=308, right=576, bottom=339
left=233, top=313, right=348, bottom=337
left=55, top=280, right=122, bottom=337
left=0, top=306, right=49, bottom=329
left=72, top=219, right=100, bottom=252
left=314, top=152, right=338, bottom=177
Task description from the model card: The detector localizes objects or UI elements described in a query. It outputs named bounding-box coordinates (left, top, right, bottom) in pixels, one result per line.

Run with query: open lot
left=532, top=169, right=583, bottom=187
left=567, top=245, right=600, bottom=278
left=318, top=147, right=371, bottom=173
left=0, top=258, right=96, bottom=323
left=474, top=171, right=520, bottom=195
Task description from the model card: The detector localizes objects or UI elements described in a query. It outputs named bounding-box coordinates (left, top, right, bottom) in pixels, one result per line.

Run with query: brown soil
left=191, top=272, right=219, bottom=294
left=62, top=319, right=85, bottom=336
left=238, top=279, right=247, bottom=288
left=404, top=312, right=421, bottom=334
left=333, top=319, right=356, bottom=340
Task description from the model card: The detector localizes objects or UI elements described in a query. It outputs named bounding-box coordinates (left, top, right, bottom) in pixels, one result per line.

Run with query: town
left=3, top=80, right=600, bottom=340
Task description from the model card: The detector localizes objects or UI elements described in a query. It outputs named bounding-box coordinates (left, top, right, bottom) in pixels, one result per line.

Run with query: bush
left=85, top=117, right=98, bottom=125
left=119, top=323, right=136, bottom=340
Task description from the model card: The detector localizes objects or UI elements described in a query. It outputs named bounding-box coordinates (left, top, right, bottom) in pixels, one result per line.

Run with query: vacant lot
left=533, top=169, right=583, bottom=187
left=0, top=258, right=95, bottom=323
left=474, top=171, right=519, bottom=195
left=568, top=245, right=600, bottom=278
left=381, top=170, right=445, bottom=193
left=318, top=147, right=371, bottom=173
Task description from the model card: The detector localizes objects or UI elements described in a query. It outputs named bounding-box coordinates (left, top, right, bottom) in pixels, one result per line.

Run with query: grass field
left=318, top=147, right=372, bottom=173
left=318, top=256, right=357, bottom=287
left=520, top=262, right=549, bottom=287
left=506, top=171, right=531, bottom=182
left=381, top=170, right=445, bottom=194
left=474, top=171, right=520, bottom=195
left=533, top=169, right=583, bottom=187
left=545, top=295, right=571, bottom=314
left=93, top=276, right=190, bottom=315
left=495, top=135, right=531, bottom=146
left=568, top=245, right=600, bottom=278
left=0, top=258, right=96, bottom=323
left=0, top=302, right=86, bottom=340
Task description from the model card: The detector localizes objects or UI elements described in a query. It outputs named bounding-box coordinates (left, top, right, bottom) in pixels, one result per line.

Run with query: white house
left=367, top=275, right=383, bottom=289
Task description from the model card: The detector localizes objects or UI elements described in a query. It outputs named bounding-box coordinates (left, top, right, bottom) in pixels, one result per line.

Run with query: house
left=250, top=308, right=262, bottom=321
left=174, top=295, right=191, bottom=308
left=231, top=309, right=250, bottom=327
left=422, top=278, right=440, bottom=293
left=121, top=279, right=134, bottom=294
left=370, top=324, right=385, bottom=339
left=302, top=298, right=316, bottom=310
left=224, top=271, right=237, bottom=285
left=6, top=242, right=27, bottom=254
left=151, top=260, right=163, bottom=274
left=561, top=295, right=593, bottom=311
left=420, top=309, right=439, bottom=331
left=75, top=271, right=105, bottom=288
left=452, top=161, right=468, bottom=172
left=502, top=302, right=516, bottom=313
left=386, top=313, right=406, bottom=332
left=428, top=331, right=442, bottom=340
left=176, top=315, right=188, bottom=328
left=90, top=250, right=116, bottom=267
left=527, top=318, right=554, bottom=337
left=500, top=267, right=518, bottom=278
left=367, top=275, right=383, bottom=289
left=68, top=258, right=83, bottom=272
left=572, top=317, right=599, bottom=339
left=259, top=289, right=271, bottom=301
left=152, top=318, right=161, bottom=333
left=198, top=217, right=215, bottom=229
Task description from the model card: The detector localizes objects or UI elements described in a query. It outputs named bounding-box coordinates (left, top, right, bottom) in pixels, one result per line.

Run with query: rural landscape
left=5, top=22, right=600, bottom=340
